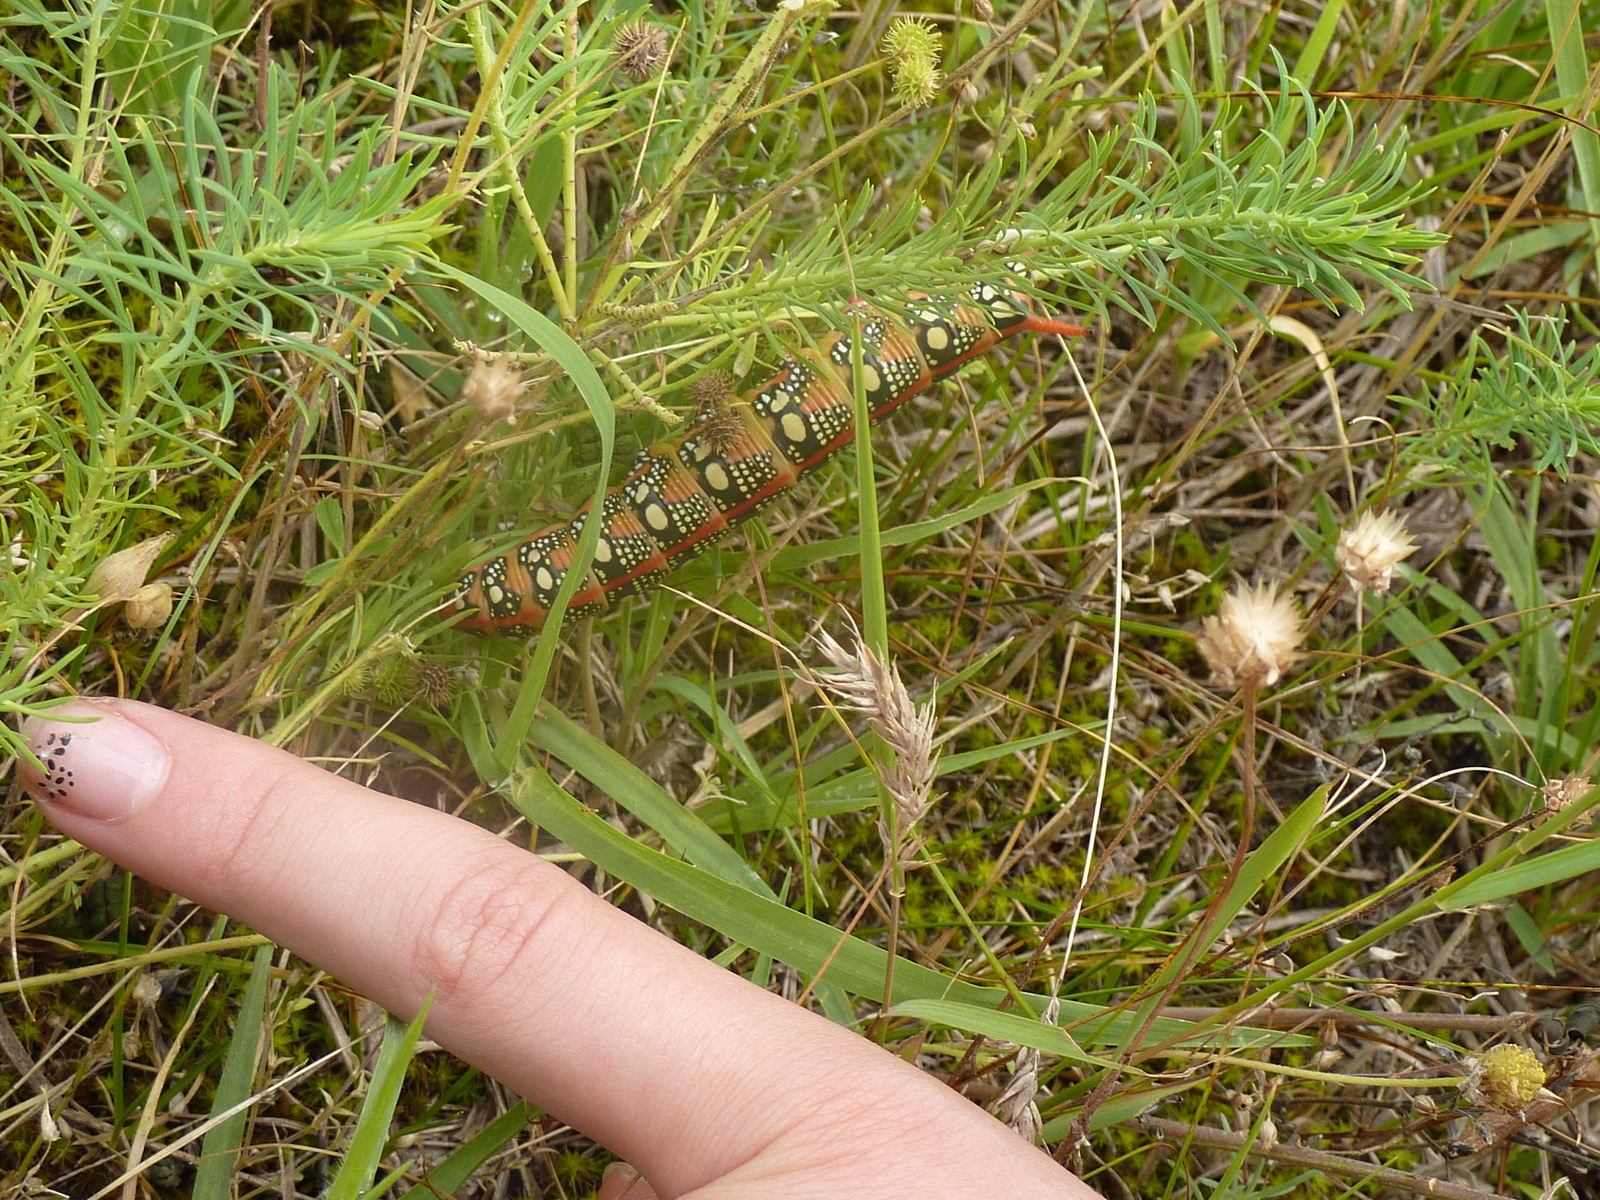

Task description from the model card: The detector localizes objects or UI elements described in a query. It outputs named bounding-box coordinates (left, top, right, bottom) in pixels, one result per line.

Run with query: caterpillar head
left=966, top=279, right=1033, bottom=334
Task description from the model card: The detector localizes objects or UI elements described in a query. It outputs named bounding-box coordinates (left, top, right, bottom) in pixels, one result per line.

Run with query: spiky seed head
left=880, top=17, right=942, bottom=108
left=1196, top=582, right=1304, bottom=691
left=124, top=583, right=173, bottom=630
left=334, top=654, right=375, bottom=698
left=880, top=15, right=942, bottom=63
left=461, top=358, right=524, bottom=423
left=411, top=658, right=457, bottom=708
left=890, top=55, right=941, bottom=108
left=1336, top=509, right=1418, bottom=593
left=1543, top=772, right=1591, bottom=813
left=1469, top=1044, right=1545, bottom=1111
left=612, top=20, right=671, bottom=83
left=372, top=654, right=415, bottom=708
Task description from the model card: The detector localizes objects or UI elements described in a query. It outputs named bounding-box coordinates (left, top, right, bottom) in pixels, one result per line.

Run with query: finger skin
left=21, top=700, right=1096, bottom=1199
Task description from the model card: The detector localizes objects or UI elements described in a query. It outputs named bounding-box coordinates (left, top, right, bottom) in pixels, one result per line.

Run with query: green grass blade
left=1444, top=830, right=1600, bottom=908
left=850, top=315, right=888, bottom=658
left=529, top=706, right=771, bottom=894
left=502, top=761, right=1304, bottom=1050
left=888, top=998, right=1122, bottom=1068
left=392, top=1101, right=533, bottom=1200
left=429, top=263, right=615, bottom=774
left=325, top=999, right=432, bottom=1200
left=1041, top=1081, right=1201, bottom=1137
left=1291, top=0, right=1347, bottom=86
left=767, top=479, right=1056, bottom=570
left=191, top=943, right=273, bottom=1200
left=1545, top=0, right=1600, bottom=279
left=1158, top=786, right=1327, bottom=992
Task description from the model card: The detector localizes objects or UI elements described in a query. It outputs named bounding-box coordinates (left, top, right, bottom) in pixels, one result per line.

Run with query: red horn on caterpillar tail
left=450, top=280, right=1089, bottom=635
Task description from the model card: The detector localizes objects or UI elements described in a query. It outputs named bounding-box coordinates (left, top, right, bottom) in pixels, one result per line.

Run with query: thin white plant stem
left=1059, top=348, right=1119, bottom=989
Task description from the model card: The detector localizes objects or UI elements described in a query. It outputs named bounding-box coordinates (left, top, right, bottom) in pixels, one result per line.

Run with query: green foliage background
left=4, top=1, right=1600, bottom=1197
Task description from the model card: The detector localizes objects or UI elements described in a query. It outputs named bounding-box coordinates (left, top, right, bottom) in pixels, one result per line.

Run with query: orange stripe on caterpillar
left=451, top=282, right=1087, bottom=634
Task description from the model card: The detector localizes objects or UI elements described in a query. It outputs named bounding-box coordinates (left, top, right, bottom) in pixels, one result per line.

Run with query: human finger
left=19, top=699, right=1094, bottom=1198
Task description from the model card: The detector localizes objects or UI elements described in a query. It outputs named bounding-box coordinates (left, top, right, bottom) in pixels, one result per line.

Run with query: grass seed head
left=461, top=357, right=524, bottom=423
left=814, top=630, right=937, bottom=832
left=612, top=20, right=671, bottom=83
left=1336, top=508, right=1418, bottom=592
left=1197, top=582, right=1303, bottom=691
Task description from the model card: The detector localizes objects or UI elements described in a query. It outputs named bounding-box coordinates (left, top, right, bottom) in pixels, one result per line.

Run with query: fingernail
left=601, top=1162, right=643, bottom=1198
left=19, top=701, right=170, bottom=821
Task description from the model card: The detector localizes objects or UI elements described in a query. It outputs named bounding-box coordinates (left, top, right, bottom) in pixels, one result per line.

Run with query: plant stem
left=463, top=5, right=575, bottom=322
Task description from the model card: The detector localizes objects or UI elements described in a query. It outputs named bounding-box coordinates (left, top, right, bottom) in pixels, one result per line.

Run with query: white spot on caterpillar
left=705, top=463, right=731, bottom=492
left=781, top=412, right=807, bottom=442
left=488, top=585, right=504, bottom=604
left=594, top=539, right=612, bottom=563
left=925, top=325, right=949, bottom=351
left=767, top=391, right=788, bottom=412
left=634, top=484, right=650, bottom=504
left=536, top=567, right=555, bottom=590
left=861, top=365, right=882, bottom=394
left=645, top=504, right=670, bottom=530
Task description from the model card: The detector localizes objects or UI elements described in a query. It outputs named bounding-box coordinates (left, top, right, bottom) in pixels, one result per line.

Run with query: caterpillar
left=451, top=281, right=1088, bottom=634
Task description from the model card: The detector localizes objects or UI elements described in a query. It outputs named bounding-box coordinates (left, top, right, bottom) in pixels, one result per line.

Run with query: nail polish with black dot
left=37, top=730, right=76, bottom=801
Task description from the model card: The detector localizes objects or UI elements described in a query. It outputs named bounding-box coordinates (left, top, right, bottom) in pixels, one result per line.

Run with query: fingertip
left=19, top=698, right=171, bottom=821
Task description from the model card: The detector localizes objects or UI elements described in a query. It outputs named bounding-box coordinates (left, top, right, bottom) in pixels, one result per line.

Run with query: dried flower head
left=124, top=582, right=173, bottom=631
left=1464, top=1043, right=1545, bottom=1112
left=1197, top=582, right=1304, bottom=691
left=1543, top=772, right=1591, bottom=813
left=612, top=19, right=671, bottom=83
left=411, top=658, right=457, bottom=708
left=460, top=357, right=524, bottom=423
left=880, top=16, right=942, bottom=108
left=689, top=371, right=743, bottom=454
left=1336, top=508, right=1418, bottom=593
left=814, top=630, right=937, bottom=835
